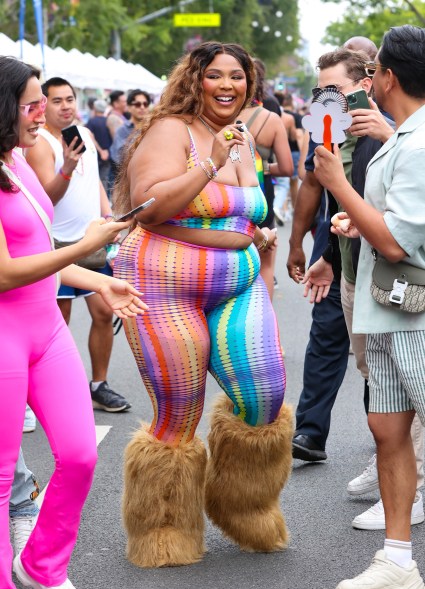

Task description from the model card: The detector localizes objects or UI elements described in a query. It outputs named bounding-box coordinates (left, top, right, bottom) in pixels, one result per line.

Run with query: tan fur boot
left=122, top=426, right=207, bottom=567
left=205, top=394, right=293, bottom=552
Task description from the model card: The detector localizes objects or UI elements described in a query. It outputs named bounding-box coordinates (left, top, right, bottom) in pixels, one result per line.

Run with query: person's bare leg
left=289, top=176, right=299, bottom=209
left=369, top=410, right=416, bottom=541
left=57, top=298, right=72, bottom=325
left=85, top=293, right=113, bottom=382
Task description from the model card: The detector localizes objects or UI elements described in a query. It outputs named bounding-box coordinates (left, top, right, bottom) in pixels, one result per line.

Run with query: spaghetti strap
left=245, top=134, right=258, bottom=169
left=186, top=125, right=200, bottom=169
left=245, top=107, right=263, bottom=130
left=253, top=111, right=271, bottom=141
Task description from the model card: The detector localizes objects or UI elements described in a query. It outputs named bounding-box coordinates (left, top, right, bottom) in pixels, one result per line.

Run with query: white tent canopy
left=0, top=33, right=166, bottom=94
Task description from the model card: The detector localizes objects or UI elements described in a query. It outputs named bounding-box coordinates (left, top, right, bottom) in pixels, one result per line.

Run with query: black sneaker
left=90, top=381, right=132, bottom=413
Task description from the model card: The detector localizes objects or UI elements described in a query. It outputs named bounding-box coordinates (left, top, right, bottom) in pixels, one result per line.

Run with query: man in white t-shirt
left=26, top=77, right=131, bottom=413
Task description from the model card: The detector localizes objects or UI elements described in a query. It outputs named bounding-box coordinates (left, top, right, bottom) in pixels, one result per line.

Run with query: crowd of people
left=0, top=22, right=425, bottom=589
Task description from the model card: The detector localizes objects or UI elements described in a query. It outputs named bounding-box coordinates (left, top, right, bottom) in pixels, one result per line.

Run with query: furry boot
left=122, top=426, right=207, bottom=568
left=205, top=394, right=293, bottom=552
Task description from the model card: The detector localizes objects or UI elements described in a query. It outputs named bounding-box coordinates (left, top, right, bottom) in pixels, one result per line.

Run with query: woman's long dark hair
left=0, top=56, right=40, bottom=192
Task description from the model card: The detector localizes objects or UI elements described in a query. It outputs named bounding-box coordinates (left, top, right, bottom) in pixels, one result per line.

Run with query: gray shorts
left=366, top=331, right=425, bottom=424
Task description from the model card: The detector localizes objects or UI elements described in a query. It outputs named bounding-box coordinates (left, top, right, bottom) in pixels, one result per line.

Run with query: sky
left=298, top=0, right=348, bottom=65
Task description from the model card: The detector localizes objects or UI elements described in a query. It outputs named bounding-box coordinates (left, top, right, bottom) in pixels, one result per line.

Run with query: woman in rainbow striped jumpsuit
left=114, top=42, right=293, bottom=568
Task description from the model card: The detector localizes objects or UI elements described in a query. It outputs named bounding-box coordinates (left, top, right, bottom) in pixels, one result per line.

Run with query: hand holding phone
left=114, top=198, right=156, bottom=221
left=346, top=89, right=370, bottom=111
left=61, top=125, right=87, bottom=153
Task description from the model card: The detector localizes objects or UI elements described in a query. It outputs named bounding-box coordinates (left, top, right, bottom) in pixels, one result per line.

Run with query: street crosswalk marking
left=35, top=425, right=112, bottom=508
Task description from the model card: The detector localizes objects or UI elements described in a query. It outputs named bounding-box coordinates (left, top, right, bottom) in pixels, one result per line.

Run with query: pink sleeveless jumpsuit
left=0, top=153, right=97, bottom=588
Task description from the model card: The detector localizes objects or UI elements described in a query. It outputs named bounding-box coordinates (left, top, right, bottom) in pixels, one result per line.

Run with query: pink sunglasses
left=19, top=94, right=47, bottom=118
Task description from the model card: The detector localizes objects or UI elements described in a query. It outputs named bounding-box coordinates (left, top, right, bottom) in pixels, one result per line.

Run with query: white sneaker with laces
left=347, top=454, right=379, bottom=496
left=13, top=554, right=76, bottom=589
left=9, top=515, right=37, bottom=554
left=336, top=550, right=425, bottom=588
left=352, top=492, right=425, bottom=530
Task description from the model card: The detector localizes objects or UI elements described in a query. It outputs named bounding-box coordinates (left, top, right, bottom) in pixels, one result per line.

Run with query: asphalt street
left=19, top=221, right=425, bottom=589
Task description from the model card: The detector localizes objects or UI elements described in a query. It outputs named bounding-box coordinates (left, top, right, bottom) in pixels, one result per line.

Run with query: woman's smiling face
left=18, top=76, right=46, bottom=148
left=201, top=53, right=248, bottom=126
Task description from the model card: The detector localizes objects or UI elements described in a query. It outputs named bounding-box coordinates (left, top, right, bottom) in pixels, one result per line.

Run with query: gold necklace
left=197, top=116, right=242, bottom=163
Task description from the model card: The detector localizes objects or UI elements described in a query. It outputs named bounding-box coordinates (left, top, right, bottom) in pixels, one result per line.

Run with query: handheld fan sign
left=302, top=87, right=352, bottom=151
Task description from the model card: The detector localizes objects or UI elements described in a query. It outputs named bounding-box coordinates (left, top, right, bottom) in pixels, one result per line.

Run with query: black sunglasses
left=311, top=80, right=359, bottom=98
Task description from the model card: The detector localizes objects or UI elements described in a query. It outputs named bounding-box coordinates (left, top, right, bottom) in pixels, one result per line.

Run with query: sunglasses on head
left=19, top=94, right=47, bottom=118
left=364, top=62, right=387, bottom=77
left=131, top=100, right=149, bottom=108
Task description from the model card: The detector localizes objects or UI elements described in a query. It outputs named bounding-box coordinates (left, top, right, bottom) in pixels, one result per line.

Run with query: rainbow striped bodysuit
left=114, top=126, right=286, bottom=446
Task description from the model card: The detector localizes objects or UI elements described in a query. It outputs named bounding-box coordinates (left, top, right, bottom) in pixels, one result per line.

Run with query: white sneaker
left=9, top=515, right=37, bottom=554
left=336, top=550, right=425, bottom=588
left=347, top=454, right=379, bottom=496
left=352, top=492, right=425, bottom=530
left=273, top=207, right=285, bottom=226
left=13, top=554, right=76, bottom=588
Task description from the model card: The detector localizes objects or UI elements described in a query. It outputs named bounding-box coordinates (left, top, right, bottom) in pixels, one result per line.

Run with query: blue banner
left=19, top=0, right=26, bottom=59
left=32, top=0, right=45, bottom=74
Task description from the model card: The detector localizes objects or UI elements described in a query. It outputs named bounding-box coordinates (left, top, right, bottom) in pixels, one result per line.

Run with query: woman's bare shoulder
left=146, top=116, right=193, bottom=136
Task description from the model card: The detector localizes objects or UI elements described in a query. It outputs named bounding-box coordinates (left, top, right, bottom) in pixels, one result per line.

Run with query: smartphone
left=235, top=120, right=245, bottom=132
left=346, top=89, right=370, bottom=110
left=115, top=198, right=156, bottom=221
left=61, top=125, right=86, bottom=153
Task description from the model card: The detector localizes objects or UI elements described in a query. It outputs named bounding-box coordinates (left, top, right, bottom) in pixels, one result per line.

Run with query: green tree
left=322, top=0, right=424, bottom=48
left=120, top=0, right=300, bottom=76
left=1, top=0, right=301, bottom=78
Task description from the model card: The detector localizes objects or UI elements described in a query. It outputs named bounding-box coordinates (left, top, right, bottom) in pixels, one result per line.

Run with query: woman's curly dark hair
left=0, top=57, right=40, bottom=192
left=114, top=41, right=256, bottom=215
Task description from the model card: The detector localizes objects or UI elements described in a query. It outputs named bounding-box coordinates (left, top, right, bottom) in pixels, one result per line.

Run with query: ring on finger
left=223, top=130, right=234, bottom=141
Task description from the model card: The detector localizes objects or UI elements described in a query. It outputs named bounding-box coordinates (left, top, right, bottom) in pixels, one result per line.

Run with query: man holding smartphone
left=26, top=77, right=132, bottom=413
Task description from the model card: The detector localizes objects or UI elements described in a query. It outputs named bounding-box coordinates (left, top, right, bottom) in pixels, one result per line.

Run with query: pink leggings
left=0, top=295, right=97, bottom=588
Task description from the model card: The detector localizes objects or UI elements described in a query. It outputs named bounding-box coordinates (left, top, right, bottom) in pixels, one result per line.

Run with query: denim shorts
left=57, top=263, right=113, bottom=299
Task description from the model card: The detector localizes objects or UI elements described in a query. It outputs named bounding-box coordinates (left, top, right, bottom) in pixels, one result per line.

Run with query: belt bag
left=54, top=238, right=107, bottom=270
left=370, top=254, right=425, bottom=313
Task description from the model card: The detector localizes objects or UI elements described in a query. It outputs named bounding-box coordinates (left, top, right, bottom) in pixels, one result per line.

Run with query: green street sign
left=173, top=13, right=221, bottom=27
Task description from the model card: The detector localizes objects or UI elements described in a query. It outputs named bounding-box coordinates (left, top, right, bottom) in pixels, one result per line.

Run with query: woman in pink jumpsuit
left=0, top=57, right=147, bottom=589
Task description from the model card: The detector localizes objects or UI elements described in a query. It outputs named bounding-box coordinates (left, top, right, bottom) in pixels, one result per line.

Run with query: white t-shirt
left=37, top=126, right=101, bottom=241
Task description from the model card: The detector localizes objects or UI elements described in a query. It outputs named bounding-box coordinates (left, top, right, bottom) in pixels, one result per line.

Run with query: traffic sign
left=173, top=13, right=221, bottom=27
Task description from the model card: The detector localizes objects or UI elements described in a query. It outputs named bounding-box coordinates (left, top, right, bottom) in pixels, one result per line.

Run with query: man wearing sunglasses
left=289, top=43, right=380, bottom=467
left=313, top=25, right=425, bottom=589
left=295, top=35, right=425, bottom=534
left=109, top=89, right=151, bottom=171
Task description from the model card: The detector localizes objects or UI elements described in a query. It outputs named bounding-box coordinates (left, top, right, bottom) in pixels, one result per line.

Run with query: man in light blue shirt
left=313, top=24, right=425, bottom=589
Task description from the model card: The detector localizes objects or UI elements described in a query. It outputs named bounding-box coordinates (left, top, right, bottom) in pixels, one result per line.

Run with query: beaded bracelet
left=256, top=233, right=269, bottom=252
left=59, top=168, right=72, bottom=181
left=200, top=160, right=213, bottom=180
left=206, top=157, right=218, bottom=179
